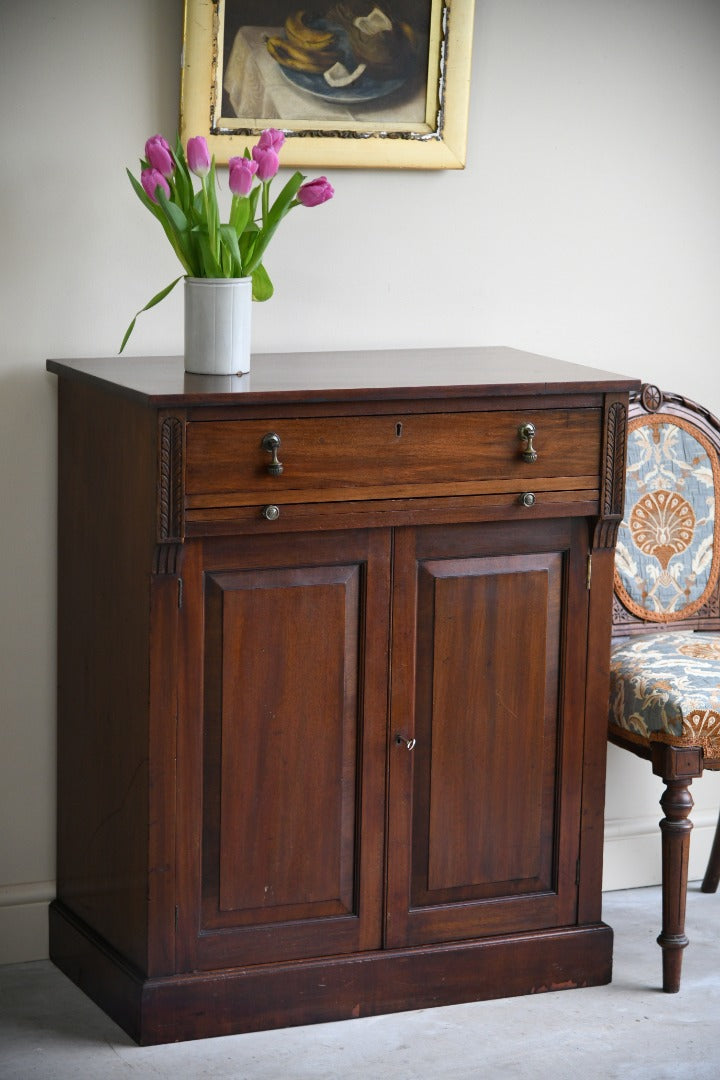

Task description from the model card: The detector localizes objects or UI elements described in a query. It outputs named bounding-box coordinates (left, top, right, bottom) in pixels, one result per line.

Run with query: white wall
left=1, top=0, right=719, bottom=963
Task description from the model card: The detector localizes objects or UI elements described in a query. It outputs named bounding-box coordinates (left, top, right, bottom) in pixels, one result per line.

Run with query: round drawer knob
left=519, top=492, right=536, bottom=508
left=261, top=504, right=280, bottom=521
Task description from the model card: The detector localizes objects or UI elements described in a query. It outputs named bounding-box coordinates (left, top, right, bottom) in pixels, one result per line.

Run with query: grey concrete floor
left=0, top=885, right=718, bottom=1080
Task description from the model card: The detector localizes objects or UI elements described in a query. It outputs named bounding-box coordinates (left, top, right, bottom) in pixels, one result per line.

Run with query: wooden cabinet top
left=47, top=348, right=638, bottom=408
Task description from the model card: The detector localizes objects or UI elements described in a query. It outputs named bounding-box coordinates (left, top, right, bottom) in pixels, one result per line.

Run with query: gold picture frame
left=180, top=1, right=475, bottom=169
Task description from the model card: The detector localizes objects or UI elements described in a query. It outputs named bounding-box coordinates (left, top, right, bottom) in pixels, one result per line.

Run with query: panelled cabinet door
left=176, top=529, right=390, bottom=971
left=386, top=518, right=589, bottom=948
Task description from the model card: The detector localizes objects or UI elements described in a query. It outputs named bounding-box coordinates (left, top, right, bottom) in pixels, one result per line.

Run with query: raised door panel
left=386, top=519, right=589, bottom=948
left=177, top=529, right=390, bottom=971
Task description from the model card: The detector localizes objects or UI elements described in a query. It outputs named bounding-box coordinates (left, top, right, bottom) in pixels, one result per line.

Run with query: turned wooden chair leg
left=651, top=744, right=703, bottom=993
left=657, top=777, right=694, bottom=992
left=700, top=806, right=720, bottom=894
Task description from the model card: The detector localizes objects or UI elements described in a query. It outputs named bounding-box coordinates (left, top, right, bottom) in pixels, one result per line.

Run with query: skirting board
left=0, top=881, right=53, bottom=964
left=602, top=812, right=717, bottom=891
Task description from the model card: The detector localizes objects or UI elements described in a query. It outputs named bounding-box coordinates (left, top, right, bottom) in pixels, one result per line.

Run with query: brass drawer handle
left=519, top=492, right=536, bottom=508
left=261, top=504, right=280, bottom=521
left=518, top=422, right=538, bottom=463
left=261, top=432, right=283, bottom=476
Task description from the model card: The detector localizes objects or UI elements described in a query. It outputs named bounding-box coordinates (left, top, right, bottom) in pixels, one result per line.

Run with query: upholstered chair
left=610, top=384, right=720, bottom=992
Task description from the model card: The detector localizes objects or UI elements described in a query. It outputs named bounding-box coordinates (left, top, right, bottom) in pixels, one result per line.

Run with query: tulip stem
left=262, top=180, right=270, bottom=226
left=201, top=175, right=220, bottom=272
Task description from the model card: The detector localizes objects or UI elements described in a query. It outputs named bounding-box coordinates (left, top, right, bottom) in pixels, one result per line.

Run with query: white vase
left=184, top=277, right=252, bottom=375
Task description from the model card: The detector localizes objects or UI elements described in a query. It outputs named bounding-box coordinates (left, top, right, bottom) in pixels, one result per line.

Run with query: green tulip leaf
left=252, top=263, right=274, bottom=301
left=119, top=275, right=184, bottom=353
left=155, top=189, right=195, bottom=274
left=157, top=189, right=188, bottom=233
left=240, top=221, right=259, bottom=265
left=229, top=197, right=251, bottom=237
left=194, top=228, right=222, bottom=277
left=245, top=171, right=304, bottom=275
left=220, top=225, right=243, bottom=277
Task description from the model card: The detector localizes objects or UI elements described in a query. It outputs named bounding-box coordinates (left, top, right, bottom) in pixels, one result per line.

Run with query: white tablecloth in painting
left=223, top=26, right=425, bottom=125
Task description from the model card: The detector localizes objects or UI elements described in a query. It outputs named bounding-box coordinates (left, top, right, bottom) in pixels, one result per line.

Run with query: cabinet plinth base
left=50, top=901, right=613, bottom=1046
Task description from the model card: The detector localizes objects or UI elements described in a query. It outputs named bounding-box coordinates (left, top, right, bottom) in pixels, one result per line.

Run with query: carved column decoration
left=593, top=399, right=628, bottom=549
left=155, top=415, right=185, bottom=576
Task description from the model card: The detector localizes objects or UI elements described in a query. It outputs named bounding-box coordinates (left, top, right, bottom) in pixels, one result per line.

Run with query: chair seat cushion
left=609, top=631, right=720, bottom=759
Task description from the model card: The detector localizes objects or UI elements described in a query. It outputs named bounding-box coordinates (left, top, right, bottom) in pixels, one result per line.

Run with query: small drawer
left=185, top=409, right=603, bottom=507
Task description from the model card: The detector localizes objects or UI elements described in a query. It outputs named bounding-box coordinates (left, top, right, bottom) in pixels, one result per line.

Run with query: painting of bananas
left=180, top=0, right=475, bottom=168
left=265, top=6, right=421, bottom=103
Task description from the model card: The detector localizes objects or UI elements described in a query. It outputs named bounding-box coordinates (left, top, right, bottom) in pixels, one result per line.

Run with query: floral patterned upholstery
left=610, top=409, right=720, bottom=757
left=614, top=415, right=720, bottom=621
left=609, top=631, right=720, bottom=759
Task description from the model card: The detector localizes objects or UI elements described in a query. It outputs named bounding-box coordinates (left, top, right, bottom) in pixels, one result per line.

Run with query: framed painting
left=180, top=1, right=475, bottom=169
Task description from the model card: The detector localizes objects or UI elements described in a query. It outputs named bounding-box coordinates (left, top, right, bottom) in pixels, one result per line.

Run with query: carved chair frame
left=609, top=383, right=720, bottom=992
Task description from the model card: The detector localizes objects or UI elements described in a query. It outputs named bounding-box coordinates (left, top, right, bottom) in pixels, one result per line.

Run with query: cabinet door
left=386, top=518, right=589, bottom=948
left=176, top=529, right=390, bottom=971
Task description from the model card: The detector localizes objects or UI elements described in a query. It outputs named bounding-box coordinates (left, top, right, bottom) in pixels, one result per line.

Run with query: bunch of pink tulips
left=121, top=130, right=333, bottom=351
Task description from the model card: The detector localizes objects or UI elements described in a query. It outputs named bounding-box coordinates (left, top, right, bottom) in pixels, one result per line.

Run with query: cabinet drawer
left=185, top=409, right=602, bottom=506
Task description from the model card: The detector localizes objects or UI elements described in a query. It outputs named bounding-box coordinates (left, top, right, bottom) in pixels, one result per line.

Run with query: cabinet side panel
left=54, top=380, right=156, bottom=971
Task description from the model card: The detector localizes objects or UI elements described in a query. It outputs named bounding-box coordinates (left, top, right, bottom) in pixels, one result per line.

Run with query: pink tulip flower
left=257, top=128, right=285, bottom=153
left=297, top=176, right=334, bottom=207
left=141, top=167, right=171, bottom=203
left=251, top=145, right=280, bottom=182
left=229, top=156, right=259, bottom=196
left=187, top=136, right=211, bottom=177
left=145, top=135, right=175, bottom=178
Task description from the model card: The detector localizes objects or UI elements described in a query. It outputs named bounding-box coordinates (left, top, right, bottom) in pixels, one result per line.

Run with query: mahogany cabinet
left=47, top=348, right=638, bottom=1044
